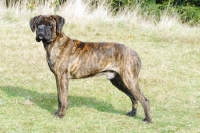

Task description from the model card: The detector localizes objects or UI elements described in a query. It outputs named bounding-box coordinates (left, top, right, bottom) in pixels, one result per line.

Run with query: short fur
left=29, top=15, right=152, bottom=123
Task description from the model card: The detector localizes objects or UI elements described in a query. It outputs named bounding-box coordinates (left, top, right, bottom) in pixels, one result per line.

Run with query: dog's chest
left=46, top=47, right=61, bottom=71
left=47, top=55, right=57, bottom=72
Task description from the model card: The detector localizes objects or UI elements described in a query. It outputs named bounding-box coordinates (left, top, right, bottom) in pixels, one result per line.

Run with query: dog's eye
left=48, top=23, right=53, bottom=27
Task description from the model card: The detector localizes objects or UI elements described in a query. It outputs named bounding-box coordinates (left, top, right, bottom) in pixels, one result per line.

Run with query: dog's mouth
left=38, top=34, right=44, bottom=39
left=36, top=32, right=52, bottom=43
left=36, top=34, right=45, bottom=42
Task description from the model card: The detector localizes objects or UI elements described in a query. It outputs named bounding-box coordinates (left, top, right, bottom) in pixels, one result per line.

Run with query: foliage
left=4, top=0, right=200, bottom=25
left=178, top=6, right=200, bottom=25
left=140, top=3, right=200, bottom=25
left=93, top=0, right=200, bottom=25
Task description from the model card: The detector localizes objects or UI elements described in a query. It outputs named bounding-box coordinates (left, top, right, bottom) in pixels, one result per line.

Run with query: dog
left=29, top=15, right=152, bottom=123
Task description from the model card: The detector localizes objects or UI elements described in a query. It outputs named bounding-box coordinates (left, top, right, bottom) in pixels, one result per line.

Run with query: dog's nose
left=38, top=25, right=45, bottom=32
left=38, top=27, right=44, bottom=32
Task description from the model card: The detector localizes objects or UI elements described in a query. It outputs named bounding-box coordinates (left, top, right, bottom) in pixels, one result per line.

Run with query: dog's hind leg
left=121, top=75, right=152, bottom=123
left=110, top=74, right=138, bottom=116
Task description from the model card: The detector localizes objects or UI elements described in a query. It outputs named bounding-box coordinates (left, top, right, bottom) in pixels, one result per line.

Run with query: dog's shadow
left=1, top=86, right=125, bottom=115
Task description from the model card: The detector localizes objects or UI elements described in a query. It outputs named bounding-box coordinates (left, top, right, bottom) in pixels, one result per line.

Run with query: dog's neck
left=42, top=31, right=69, bottom=49
left=42, top=31, right=71, bottom=63
left=41, top=31, right=75, bottom=74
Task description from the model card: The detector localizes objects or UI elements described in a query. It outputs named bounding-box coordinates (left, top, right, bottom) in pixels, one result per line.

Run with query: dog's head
left=29, top=15, right=65, bottom=42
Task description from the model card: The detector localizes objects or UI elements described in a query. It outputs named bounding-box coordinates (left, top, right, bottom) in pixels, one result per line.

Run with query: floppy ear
left=29, top=15, right=41, bottom=32
left=52, top=15, right=65, bottom=33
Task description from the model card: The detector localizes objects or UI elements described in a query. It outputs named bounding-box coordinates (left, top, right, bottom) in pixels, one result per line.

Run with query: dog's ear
left=52, top=15, right=65, bottom=33
left=29, top=15, right=41, bottom=32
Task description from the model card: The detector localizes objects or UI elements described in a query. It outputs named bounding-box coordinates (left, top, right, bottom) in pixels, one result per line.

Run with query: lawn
left=0, top=0, right=200, bottom=132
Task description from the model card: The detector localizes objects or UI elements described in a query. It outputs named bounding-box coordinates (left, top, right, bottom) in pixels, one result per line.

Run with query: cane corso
left=29, top=15, right=152, bottom=123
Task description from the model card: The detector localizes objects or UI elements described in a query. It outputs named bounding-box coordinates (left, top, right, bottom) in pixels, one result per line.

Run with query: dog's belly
left=68, top=70, right=116, bottom=80
left=68, top=64, right=118, bottom=79
left=100, top=71, right=116, bottom=80
left=67, top=58, right=119, bottom=79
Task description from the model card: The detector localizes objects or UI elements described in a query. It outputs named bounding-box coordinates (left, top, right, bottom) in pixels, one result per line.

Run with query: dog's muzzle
left=36, top=25, right=46, bottom=42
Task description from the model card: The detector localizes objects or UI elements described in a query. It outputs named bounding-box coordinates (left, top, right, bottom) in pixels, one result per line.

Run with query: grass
left=0, top=0, right=200, bottom=132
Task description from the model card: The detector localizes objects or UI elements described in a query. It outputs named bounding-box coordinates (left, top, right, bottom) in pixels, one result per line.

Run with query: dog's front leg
left=54, top=72, right=69, bottom=118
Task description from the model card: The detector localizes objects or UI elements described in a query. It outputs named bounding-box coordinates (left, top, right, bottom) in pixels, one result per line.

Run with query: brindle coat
left=29, top=15, right=152, bottom=123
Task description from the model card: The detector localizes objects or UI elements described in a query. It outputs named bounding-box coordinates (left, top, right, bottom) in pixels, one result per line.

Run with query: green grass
left=0, top=0, right=200, bottom=132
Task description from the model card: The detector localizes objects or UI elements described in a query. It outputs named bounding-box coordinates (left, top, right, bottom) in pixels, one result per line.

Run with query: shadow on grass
left=1, top=86, right=126, bottom=116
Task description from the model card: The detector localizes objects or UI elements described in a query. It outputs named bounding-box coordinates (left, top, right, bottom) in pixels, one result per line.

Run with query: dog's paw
left=126, top=110, right=137, bottom=116
left=53, top=111, right=65, bottom=118
left=142, top=118, right=152, bottom=124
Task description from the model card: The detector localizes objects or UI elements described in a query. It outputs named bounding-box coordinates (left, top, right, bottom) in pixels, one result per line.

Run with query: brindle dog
left=29, top=15, right=152, bottom=123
